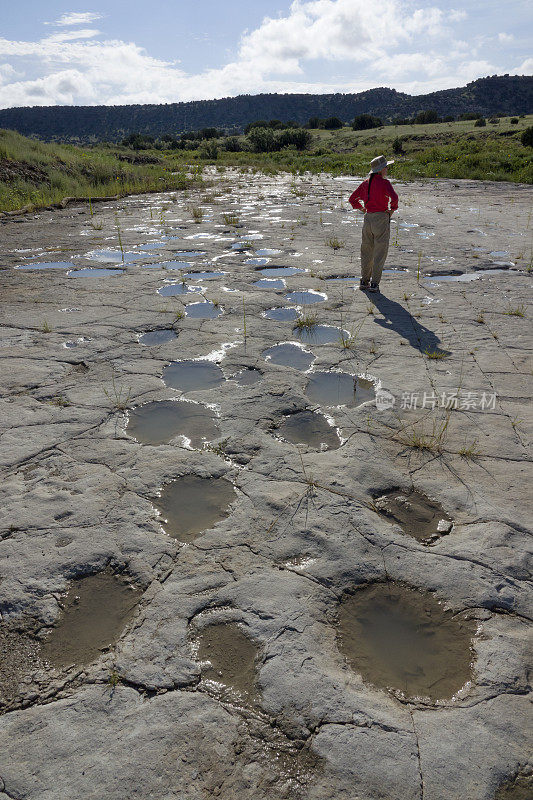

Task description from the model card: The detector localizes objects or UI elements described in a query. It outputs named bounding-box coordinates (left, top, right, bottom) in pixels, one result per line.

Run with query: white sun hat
left=369, top=155, right=395, bottom=173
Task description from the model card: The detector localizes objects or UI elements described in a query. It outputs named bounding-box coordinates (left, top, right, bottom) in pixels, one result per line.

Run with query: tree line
left=0, top=75, right=530, bottom=143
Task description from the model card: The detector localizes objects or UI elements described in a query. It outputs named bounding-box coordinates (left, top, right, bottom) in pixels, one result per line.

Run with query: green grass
left=1, top=115, right=531, bottom=213
left=0, top=129, right=203, bottom=213
left=294, top=313, right=318, bottom=331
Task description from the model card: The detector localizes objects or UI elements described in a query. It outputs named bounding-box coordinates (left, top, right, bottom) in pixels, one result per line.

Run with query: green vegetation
left=0, top=128, right=203, bottom=213
left=294, top=313, right=319, bottom=332
left=1, top=112, right=532, bottom=213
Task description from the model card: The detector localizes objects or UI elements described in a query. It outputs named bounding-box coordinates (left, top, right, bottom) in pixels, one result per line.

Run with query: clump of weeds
left=294, top=313, right=318, bottom=332
left=458, top=440, right=480, bottom=460
left=189, top=205, right=203, bottom=223
left=104, top=375, right=132, bottom=411
left=424, top=347, right=450, bottom=360
left=326, top=237, right=345, bottom=253
left=223, top=212, right=239, bottom=226
left=504, top=304, right=525, bottom=317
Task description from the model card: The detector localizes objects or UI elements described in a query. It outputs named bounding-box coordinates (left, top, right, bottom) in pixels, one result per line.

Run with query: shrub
left=521, top=126, right=533, bottom=147
left=199, top=141, right=218, bottom=159
left=511, top=118, right=519, bottom=124
left=277, top=128, right=313, bottom=150
left=247, top=127, right=278, bottom=152
left=224, top=136, right=242, bottom=152
left=474, top=117, right=486, bottom=127
left=308, top=116, right=323, bottom=129
left=352, top=114, right=382, bottom=130
left=392, top=136, right=404, bottom=154
left=121, top=133, right=155, bottom=150
left=200, top=127, right=219, bottom=139
left=414, top=110, right=441, bottom=124
left=323, top=116, right=344, bottom=129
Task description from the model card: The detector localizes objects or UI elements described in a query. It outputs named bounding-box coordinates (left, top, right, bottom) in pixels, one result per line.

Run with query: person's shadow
left=370, top=293, right=451, bottom=356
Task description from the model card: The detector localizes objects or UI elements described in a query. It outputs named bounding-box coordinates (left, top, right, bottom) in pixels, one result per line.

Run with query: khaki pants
left=360, top=212, right=390, bottom=284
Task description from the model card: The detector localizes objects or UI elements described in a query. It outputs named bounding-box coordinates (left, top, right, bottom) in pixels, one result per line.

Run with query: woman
left=349, top=155, right=398, bottom=293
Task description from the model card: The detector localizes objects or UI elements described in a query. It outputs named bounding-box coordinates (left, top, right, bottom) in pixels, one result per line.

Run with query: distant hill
left=0, top=75, right=531, bottom=142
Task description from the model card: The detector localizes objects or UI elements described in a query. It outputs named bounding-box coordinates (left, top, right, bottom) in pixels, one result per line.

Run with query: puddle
left=185, top=301, right=222, bottom=319
left=139, top=329, right=177, bottom=346
left=255, top=249, right=282, bottom=256
left=244, top=257, right=270, bottom=266
left=137, top=241, right=165, bottom=250
left=160, top=261, right=193, bottom=270
left=263, top=307, right=299, bottom=322
left=424, top=273, right=479, bottom=283
left=336, top=583, right=475, bottom=702
left=84, top=249, right=145, bottom=263
left=276, top=411, right=340, bottom=450
left=259, top=267, right=304, bottom=277
left=197, top=621, right=259, bottom=704
left=41, top=572, right=141, bottom=669
left=162, top=360, right=225, bottom=392
left=489, top=251, right=510, bottom=258
left=415, top=230, right=435, bottom=239
left=68, top=268, right=124, bottom=277
left=374, top=489, right=453, bottom=544
left=183, top=271, right=226, bottom=280
left=174, top=251, right=207, bottom=257
left=230, top=367, right=262, bottom=386
left=306, top=372, right=374, bottom=407
left=285, top=290, right=326, bottom=305
left=157, top=283, right=202, bottom=297
left=293, top=324, right=347, bottom=346
left=253, top=278, right=286, bottom=290
left=383, top=268, right=409, bottom=275
left=15, top=261, right=73, bottom=270
left=127, top=400, right=219, bottom=448
left=155, top=475, right=235, bottom=541
left=64, top=337, right=89, bottom=348
left=263, top=342, right=315, bottom=371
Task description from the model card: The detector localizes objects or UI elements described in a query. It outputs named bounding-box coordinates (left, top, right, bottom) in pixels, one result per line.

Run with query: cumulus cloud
left=512, top=57, right=533, bottom=74
left=0, top=0, right=526, bottom=108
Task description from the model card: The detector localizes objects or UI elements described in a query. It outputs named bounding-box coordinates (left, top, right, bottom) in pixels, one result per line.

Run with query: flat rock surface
left=0, top=171, right=531, bottom=799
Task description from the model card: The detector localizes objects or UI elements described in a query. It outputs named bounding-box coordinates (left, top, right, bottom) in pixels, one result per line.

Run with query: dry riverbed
left=0, top=169, right=531, bottom=799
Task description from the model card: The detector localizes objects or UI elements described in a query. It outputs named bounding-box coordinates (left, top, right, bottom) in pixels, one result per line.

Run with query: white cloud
left=449, top=10, right=467, bottom=22
left=0, top=1, right=526, bottom=109
left=43, top=29, right=101, bottom=44
left=50, top=12, right=103, bottom=27
left=512, top=57, right=533, bottom=74
left=498, top=32, right=514, bottom=44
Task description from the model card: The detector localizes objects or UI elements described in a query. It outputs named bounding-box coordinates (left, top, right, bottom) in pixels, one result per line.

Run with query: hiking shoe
left=359, top=280, right=370, bottom=291
left=369, top=282, right=380, bottom=293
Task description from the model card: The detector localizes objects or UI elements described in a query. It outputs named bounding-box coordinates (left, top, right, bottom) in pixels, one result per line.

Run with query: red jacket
left=349, top=175, right=398, bottom=213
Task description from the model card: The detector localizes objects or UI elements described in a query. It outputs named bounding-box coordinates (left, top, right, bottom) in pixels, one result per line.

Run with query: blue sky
left=0, top=1, right=531, bottom=108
